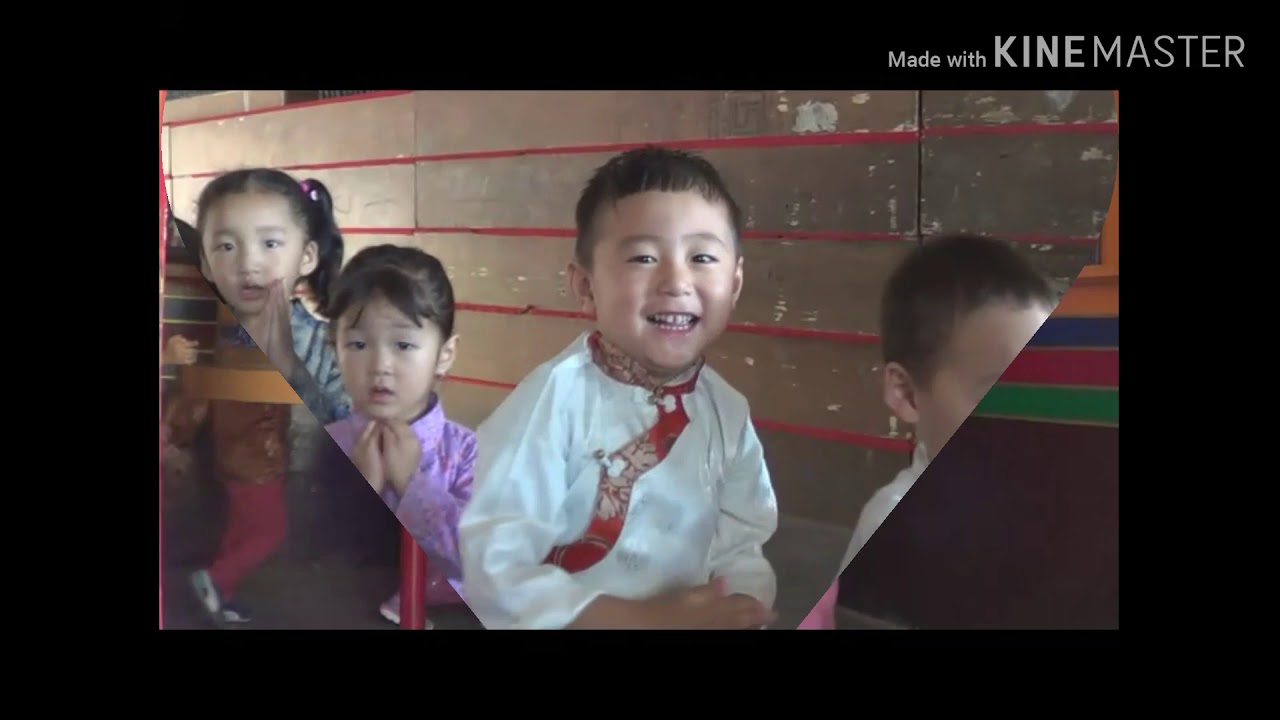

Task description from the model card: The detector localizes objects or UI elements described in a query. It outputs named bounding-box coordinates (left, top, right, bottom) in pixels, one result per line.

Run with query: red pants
left=209, top=479, right=288, bottom=600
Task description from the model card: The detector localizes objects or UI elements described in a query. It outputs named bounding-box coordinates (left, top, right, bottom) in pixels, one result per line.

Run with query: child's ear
left=567, top=261, right=596, bottom=315
left=882, top=361, right=920, bottom=426
left=299, top=240, right=320, bottom=277
left=731, top=255, right=744, bottom=306
left=436, top=334, right=459, bottom=377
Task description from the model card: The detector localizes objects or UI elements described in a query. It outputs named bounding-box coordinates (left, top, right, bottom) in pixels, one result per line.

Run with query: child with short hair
left=163, top=170, right=353, bottom=625
left=797, top=233, right=1057, bottom=629
left=459, top=146, right=779, bottom=630
left=323, top=245, right=476, bottom=626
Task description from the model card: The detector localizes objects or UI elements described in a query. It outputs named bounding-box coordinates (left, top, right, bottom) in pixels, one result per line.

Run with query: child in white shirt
left=459, top=147, right=780, bottom=630
left=801, top=233, right=1056, bottom=629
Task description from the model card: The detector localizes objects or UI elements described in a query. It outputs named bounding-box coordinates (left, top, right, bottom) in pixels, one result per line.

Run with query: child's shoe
left=219, top=600, right=254, bottom=624
left=380, top=592, right=434, bottom=629
left=190, top=569, right=223, bottom=618
left=380, top=593, right=401, bottom=625
left=190, top=569, right=253, bottom=625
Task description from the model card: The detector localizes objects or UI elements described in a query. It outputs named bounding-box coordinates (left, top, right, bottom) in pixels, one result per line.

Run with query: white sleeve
left=707, top=416, right=779, bottom=607
left=458, top=370, right=605, bottom=630
left=840, top=481, right=907, bottom=576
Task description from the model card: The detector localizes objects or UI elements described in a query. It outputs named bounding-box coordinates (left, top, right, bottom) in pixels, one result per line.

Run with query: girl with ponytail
left=163, top=169, right=354, bottom=625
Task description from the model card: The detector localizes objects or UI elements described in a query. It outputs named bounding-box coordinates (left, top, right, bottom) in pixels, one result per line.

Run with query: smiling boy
left=458, top=147, right=779, bottom=630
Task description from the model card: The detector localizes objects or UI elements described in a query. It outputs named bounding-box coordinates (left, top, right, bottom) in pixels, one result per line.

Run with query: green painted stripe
left=974, top=384, right=1118, bottom=426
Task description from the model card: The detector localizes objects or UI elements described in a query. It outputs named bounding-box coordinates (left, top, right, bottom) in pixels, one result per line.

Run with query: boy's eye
left=627, top=255, right=658, bottom=264
left=692, top=253, right=717, bottom=264
left=344, top=341, right=366, bottom=350
left=264, top=239, right=283, bottom=249
left=396, top=342, right=416, bottom=351
left=215, top=242, right=234, bottom=252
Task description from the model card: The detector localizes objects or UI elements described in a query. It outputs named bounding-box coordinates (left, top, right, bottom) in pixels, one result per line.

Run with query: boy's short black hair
left=328, top=244, right=457, bottom=339
left=880, top=233, right=1057, bottom=385
left=573, top=145, right=745, bottom=268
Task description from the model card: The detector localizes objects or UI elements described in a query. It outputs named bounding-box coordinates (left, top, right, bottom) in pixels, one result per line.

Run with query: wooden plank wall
left=162, top=90, right=1117, bottom=530
left=921, top=90, right=1118, bottom=293
left=973, top=95, right=1121, bottom=431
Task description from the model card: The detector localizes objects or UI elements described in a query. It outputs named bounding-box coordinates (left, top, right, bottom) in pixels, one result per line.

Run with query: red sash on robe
left=543, top=332, right=702, bottom=574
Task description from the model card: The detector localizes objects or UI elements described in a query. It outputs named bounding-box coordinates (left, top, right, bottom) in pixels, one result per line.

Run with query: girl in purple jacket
left=323, top=245, right=476, bottom=625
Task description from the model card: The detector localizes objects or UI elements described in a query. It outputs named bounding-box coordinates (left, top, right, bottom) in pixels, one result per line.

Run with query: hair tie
left=299, top=180, right=318, bottom=202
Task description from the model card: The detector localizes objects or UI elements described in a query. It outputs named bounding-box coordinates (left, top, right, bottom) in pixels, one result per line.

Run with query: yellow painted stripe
left=179, top=366, right=302, bottom=405
left=162, top=318, right=216, bottom=326
left=1053, top=267, right=1118, bottom=318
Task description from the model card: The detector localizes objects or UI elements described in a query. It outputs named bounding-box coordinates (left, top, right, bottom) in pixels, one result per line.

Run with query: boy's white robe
left=459, top=333, right=778, bottom=630
left=839, top=442, right=930, bottom=575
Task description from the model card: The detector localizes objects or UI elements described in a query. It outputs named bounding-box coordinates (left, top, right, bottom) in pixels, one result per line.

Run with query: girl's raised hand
left=246, top=279, right=297, bottom=377
left=353, top=420, right=386, bottom=494
left=266, top=279, right=297, bottom=375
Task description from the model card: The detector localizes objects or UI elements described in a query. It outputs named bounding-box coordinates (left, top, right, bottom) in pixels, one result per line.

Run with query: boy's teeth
left=651, top=313, right=694, bottom=326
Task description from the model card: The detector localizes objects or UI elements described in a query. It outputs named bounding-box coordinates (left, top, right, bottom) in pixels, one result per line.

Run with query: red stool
left=399, top=527, right=430, bottom=630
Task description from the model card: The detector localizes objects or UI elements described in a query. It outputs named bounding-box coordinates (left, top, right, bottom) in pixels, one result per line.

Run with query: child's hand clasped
left=353, top=420, right=421, bottom=496
left=353, top=421, right=385, bottom=494
left=380, top=422, right=421, bottom=495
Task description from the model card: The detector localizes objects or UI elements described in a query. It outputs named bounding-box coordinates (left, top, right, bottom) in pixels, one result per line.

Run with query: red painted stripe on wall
left=445, top=375, right=913, bottom=454
left=349, top=225, right=1100, bottom=247
left=417, top=130, right=920, bottom=161
left=411, top=227, right=910, bottom=243
left=177, top=130, right=919, bottom=178
left=1000, top=348, right=1119, bottom=388
left=166, top=120, right=1118, bottom=180
left=164, top=90, right=414, bottom=128
left=922, top=121, right=1118, bottom=137
left=753, top=418, right=913, bottom=454
left=165, top=87, right=1120, bottom=142
left=453, top=302, right=881, bottom=344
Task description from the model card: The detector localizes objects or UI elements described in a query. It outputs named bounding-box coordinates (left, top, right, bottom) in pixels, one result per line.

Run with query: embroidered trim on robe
left=543, top=331, right=703, bottom=574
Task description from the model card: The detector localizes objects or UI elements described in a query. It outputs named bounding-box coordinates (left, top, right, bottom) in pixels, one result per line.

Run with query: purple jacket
left=325, top=395, right=476, bottom=585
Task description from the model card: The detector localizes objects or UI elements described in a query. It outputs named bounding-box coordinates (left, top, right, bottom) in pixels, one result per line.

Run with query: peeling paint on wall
left=1080, top=147, right=1113, bottom=162
left=1043, top=90, right=1079, bottom=113
left=793, top=101, right=839, bottom=134
left=980, top=105, right=1018, bottom=123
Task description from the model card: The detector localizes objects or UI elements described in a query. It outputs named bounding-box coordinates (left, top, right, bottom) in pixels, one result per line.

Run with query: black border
left=128, top=51, right=1248, bottom=647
